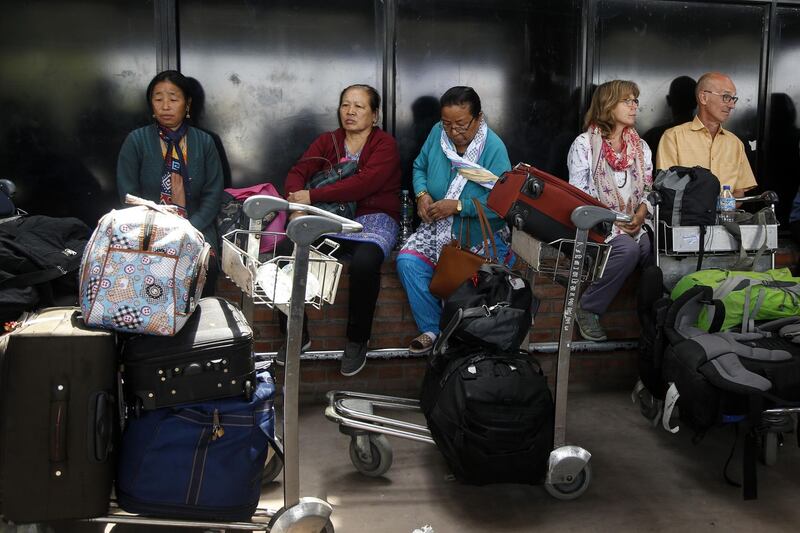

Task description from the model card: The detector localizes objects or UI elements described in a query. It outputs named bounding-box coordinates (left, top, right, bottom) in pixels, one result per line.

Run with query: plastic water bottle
left=398, top=190, right=414, bottom=248
left=718, top=185, right=735, bottom=224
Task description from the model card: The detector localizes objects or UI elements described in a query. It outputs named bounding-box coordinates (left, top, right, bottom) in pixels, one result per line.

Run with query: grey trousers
left=580, top=232, right=652, bottom=315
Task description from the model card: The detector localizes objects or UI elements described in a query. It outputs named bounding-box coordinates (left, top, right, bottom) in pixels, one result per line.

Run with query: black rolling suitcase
left=0, top=307, right=116, bottom=523
left=121, top=297, right=255, bottom=412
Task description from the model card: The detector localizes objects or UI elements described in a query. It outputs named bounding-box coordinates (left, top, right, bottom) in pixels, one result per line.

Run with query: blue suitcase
left=116, top=371, right=275, bottom=521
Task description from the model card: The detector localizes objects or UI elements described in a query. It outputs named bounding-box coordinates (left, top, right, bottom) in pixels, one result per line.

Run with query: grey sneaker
left=575, top=308, right=607, bottom=342
left=340, top=341, right=368, bottom=376
left=275, top=335, right=311, bottom=366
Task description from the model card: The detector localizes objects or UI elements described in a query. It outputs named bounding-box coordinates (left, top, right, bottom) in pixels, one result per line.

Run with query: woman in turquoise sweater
left=397, top=86, right=512, bottom=354
left=117, top=70, right=223, bottom=295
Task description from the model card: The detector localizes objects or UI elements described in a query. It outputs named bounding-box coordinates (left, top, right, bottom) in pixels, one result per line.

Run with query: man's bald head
left=696, top=72, right=735, bottom=100
left=696, top=72, right=737, bottom=127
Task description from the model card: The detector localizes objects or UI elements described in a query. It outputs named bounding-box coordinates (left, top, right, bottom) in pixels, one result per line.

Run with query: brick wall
left=216, top=253, right=643, bottom=402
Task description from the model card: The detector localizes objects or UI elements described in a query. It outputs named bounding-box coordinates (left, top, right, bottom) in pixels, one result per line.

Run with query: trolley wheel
left=263, top=437, right=284, bottom=485
left=544, top=463, right=592, bottom=500
left=244, top=379, right=254, bottom=401
left=761, top=432, right=779, bottom=467
left=348, top=434, right=393, bottom=477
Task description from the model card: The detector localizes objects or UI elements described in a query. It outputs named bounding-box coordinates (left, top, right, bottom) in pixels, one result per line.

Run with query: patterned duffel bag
left=79, top=195, right=211, bottom=335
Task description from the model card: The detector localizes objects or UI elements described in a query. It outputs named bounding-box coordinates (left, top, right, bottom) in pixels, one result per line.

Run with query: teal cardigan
left=116, top=124, right=224, bottom=251
left=412, top=122, right=511, bottom=248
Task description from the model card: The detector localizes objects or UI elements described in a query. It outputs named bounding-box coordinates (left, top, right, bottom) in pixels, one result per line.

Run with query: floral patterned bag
left=79, top=195, right=210, bottom=336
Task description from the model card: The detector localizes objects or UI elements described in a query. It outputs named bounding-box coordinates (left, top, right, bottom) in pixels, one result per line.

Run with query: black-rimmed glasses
left=703, top=90, right=739, bottom=104
left=441, top=116, right=475, bottom=134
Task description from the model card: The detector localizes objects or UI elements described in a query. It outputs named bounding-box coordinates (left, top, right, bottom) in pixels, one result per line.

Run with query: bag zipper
left=142, top=211, right=156, bottom=251
left=185, top=244, right=211, bottom=314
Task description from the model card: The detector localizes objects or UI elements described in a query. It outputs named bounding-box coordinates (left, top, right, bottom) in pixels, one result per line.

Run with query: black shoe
left=340, top=341, right=368, bottom=376
left=275, top=336, right=311, bottom=366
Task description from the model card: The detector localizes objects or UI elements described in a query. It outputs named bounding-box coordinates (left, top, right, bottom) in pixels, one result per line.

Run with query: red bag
left=487, top=163, right=610, bottom=244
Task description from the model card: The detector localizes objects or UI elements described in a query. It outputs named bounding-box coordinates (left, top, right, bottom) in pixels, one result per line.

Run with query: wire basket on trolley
left=221, top=229, right=343, bottom=312
left=511, top=229, right=611, bottom=284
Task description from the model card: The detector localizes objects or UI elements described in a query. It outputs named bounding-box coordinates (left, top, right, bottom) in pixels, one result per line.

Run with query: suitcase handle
left=49, top=380, right=68, bottom=479
left=88, top=391, right=113, bottom=462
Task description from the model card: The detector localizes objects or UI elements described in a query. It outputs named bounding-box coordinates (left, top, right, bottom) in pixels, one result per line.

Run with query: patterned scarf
left=400, top=120, right=494, bottom=265
left=158, top=123, right=190, bottom=218
left=588, top=125, right=649, bottom=215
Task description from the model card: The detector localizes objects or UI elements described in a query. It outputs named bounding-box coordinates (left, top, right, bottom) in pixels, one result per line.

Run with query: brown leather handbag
left=429, top=198, right=498, bottom=299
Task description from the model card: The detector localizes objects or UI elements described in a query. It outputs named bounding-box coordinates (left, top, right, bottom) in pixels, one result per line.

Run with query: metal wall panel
left=594, top=0, right=764, bottom=172
left=179, top=0, right=381, bottom=189
left=394, top=0, right=581, bottom=183
left=0, top=0, right=156, bottom=225
left=765, top=6, right=800, bottom=223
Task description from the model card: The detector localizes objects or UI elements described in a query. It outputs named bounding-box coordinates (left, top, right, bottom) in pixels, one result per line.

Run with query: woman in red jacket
left=279, top=84, right=401, bottom=376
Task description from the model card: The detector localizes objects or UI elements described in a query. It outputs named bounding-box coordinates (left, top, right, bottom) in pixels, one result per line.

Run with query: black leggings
left=277, top=236, right=385, bottom=342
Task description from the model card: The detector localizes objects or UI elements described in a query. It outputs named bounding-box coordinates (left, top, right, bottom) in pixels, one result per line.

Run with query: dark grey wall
left=2, top=0, right=800, bottom=225
left=0, top=0, right=156, bottom=225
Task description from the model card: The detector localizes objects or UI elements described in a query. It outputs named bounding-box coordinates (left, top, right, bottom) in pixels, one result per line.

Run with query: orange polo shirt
left=655, top=116, right=757, bottom=192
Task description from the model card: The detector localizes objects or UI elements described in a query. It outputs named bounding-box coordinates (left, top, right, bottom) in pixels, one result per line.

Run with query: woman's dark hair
left=440, top=86, right=482, bottom=117
left=146, top=70, right=193, bottom=106
left=338, top=84, right=381, bottom=128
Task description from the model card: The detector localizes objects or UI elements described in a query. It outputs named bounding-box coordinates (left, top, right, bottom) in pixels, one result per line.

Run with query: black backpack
left=439, top=263, right=536, bottom=353
left=0, top=215, right=90, bottom=322
left=420, top=346, right=554, bottom=485
left=660, top=285, right=800, bottom=499
left=636, top=265, right=671, bottom=399
left=654, top=166, right=721, bottom=268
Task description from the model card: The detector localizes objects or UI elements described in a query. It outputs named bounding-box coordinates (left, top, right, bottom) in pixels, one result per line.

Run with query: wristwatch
left=456, top=200, right=463, bottom=213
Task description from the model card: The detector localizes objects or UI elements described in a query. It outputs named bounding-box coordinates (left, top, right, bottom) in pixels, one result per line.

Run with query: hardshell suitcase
left=0, top=307, right=116, bottom=523
left=121, top=297, right=255, bottom=411
left=487, top=163, right=610, bottom=244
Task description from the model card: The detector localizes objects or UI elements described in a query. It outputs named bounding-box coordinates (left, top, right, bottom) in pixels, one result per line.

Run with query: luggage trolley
left=645, top=189, right=795, bottom=470
left=652, top=189, right=780, bottom=289
left=324, top=204, right=628, bottom=500
left=88, top=196, right=361, bottom=533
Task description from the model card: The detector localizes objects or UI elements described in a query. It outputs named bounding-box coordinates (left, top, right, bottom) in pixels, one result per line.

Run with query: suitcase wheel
left=523, top=175, right=543, bottom=199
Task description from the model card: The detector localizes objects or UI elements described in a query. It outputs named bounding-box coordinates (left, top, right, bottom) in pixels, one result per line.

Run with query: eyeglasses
left=620, top=98, right=639, bottom=107
left=703, top=90, right=739, bottom=104
left=441, top=116, right=475, bottom=134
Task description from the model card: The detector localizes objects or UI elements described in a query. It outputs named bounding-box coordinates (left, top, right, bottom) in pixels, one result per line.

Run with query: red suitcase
left=487, top=163, right=610, bottom=244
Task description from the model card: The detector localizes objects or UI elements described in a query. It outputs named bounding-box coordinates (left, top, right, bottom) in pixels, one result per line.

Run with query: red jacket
left=284, top=128, right=401, bottom=221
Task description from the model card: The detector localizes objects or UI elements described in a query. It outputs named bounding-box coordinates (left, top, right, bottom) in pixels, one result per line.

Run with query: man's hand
left=427, top=199, right=459, bottom=222
left=287, top=190, right=311, bottom=205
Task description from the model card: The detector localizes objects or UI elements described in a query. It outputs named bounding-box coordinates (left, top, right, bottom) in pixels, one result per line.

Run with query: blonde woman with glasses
left=567, top=79, right=654, bottom=342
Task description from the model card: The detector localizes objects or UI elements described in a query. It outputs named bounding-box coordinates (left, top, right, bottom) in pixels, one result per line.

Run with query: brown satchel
left=429, top=198, right=498, bottom=299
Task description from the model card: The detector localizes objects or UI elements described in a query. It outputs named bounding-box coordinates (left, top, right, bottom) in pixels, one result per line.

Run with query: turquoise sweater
left=412, top=122, right=511, bottom=248
left=116, top=125, right=224, bottom=251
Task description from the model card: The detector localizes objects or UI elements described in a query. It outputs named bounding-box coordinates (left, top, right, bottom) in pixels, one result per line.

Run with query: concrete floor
left=20, top=389, right=800, bottom=533
left=283, top=390, right=800, bottom=533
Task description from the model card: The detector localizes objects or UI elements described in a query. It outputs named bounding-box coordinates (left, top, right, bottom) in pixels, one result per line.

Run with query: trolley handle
left=570, top=205, right=630, bottom=230
left=735, top=190, right=778, bottom=205
left=242, top=195, right=363, bottom=234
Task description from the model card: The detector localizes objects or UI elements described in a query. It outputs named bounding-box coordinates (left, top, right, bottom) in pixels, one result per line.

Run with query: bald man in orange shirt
left=656, top=72, right=757, bottom=198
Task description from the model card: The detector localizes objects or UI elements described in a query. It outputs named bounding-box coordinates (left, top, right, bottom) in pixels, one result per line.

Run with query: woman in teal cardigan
left=397, top=86, right=512, bottom=354
left=117, top=70, right=223, bottom=295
